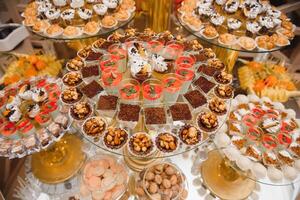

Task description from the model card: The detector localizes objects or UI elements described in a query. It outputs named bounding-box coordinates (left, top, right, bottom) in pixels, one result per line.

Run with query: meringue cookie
left=70, top=0, right=84, bottom=8
left=53, top=0, right=67, bottom=7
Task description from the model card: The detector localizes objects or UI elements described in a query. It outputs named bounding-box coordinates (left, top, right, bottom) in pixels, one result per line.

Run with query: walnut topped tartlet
left=155, top=132, right=178, bottom=153
left=70, top=101, right=92, bottom=121
left=209, top=97, right=227, bottom=115
left=197, top=111, right=219, bottom=132
left=103, top=127, right=128, bottom=149
left=215, top=85, right=234, bottom=99
left=62, top=71, right=83, bottom=87
left=82, top=116, right=106, bottom=137
left=61, top=87, right=83, bottom=104
left=66, top=57, right=85, bottom=71
left=179, top=124, right=202, bottom=145
left=214, top=71, right=233, bottom=85
left=128, top=132, right=154, bottom=156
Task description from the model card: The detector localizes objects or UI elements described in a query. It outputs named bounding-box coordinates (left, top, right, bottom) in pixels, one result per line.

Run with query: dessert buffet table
left=1, top=0, right=300, bottom=200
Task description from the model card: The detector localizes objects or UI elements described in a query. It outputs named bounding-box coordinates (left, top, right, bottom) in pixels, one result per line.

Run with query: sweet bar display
left=22, top=0, right=136, bottom=39
left=177, top=0, right=295, bottom=52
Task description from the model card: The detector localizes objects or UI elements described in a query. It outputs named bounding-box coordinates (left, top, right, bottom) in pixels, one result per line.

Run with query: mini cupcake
left=207, top=58, right=225, bottom=71
left=103, top=0, right=119, bottom=10
left=231, top=135, right=247, bottom=150
left=209, top=97, right=227, bottom=115
left=103, top=127, right=128, bottom=149
left=101, top=15, right=118, bottom=28
left=70, top=0, right=84, bottom=9
left=215, top=85, right=234, bottom=99
left=82, top=116, right=106, bottom=138
left=277, top=150, right=294, bottom=166
left=53, top=0, right=67, bottom=7
left=128, top=132, right=154, bottom=157
left=197, top=111, right=219, bottom=132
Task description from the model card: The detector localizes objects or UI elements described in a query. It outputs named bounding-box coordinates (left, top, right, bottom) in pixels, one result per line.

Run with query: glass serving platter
left=0, top=76, right=72, bottom=159
left=176, top=0, right=295, bottom=53
left=59, top=28, right=234, bottom=160
left=214, top=94, right=300, bottom=186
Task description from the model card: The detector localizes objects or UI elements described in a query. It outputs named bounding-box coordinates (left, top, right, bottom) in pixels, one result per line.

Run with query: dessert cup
left=142, top=79, right=163, bottom=105
left=101, top=68, right=122, bottom=96
left=162, top=40, right=184, bottom=60
left=119, top=78, right=140, bottom=102
left=108, top=44, right=127, bottom=73
left=175, top=67, right=194, bottom=94
left=162, top=73, right=183, bottom=105
left=0, top=122, right=19, bottom=140
left=99, top=54, right=119, bottom=72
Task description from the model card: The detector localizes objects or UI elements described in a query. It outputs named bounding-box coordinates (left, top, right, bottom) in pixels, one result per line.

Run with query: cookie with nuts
left=62, top=71, right=83, bottom=87
left=103, top=127, right=128, bottom=149
left=155, top=132, right=178, bottom=153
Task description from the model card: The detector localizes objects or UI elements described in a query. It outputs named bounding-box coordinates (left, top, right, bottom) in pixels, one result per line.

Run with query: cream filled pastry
left=210, top=13, right=225, bottom=26
left=28, top=104, right=40, bottom=118
left=61, top=9, right=75, bottom=20
left=19, top=84, right=33, bottom=100
left=32, top=87, right=48, bottom=102
left=227, top=18, right=242, bottom=30
left=77, top=8, right=93, bottom=20
left=45, top=8, right=60, bottom=20
left=224, top=0, right=239, bottom=13
left=151, top=54, right=168, bottom=73
left=53, top=0, right=67, bottom=7
left=93, top=4, right=108, bottom=15
left=70, top=0, right=84, bottom=8
left=246, top=21, right=261, bottom=34
left=103, top=0, right=119, bottom=9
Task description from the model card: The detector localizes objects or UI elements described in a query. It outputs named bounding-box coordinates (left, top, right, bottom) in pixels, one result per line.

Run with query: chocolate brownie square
left=81, top=80, right=103, bottom=98
left=193, top=76, right=215, bottom=93
left=81, top=65, right=100, bottom=78
left=144, top=107, right=166, bottom=124
left=97, top=95, right=118, bottom=110
left=197, top=64, right=217, bottom=76
left=169, top=103, right=192, bottom=121
left=86, top=51, right=103, bottom=61
left=118, top=103, right=141, bottom=122
left=184, top=90, right=207, bottom=108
